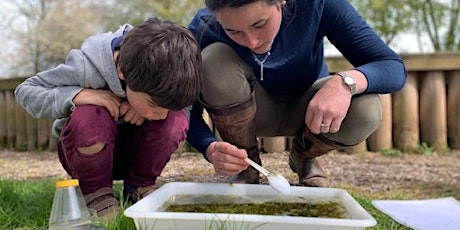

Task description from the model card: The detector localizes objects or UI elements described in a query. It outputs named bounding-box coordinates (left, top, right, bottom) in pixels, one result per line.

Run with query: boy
left=15, top=17, right=202, bottom=219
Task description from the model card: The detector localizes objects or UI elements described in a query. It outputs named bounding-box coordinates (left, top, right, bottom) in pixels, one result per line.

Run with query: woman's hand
left=205, top=141, right=249, bottom=176
left=72, top=89, right=121, bottom=120
left=306, top=75, right=352, bottom=134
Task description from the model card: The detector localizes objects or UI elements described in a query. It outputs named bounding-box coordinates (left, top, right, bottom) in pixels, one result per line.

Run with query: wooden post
left=37, top=119, right=50, bottom=150
left=262, top=137, right=286, bottom=153
left=0, top=91, right=6, bottom=148
left=202, top=109, right=212, bottom=129
left=258, top=137, right=262, bottom=152
left=48, top=119, right=58, bottom=151
left=203, top=109, right=223, bottom=142
left=344, top=140, right=367, bottom=154
left=447, top=71, right=460, bottom=150
left=5, top=91, right=16, bottom=149
left=286, top=137, right=294, bottom=151
left=14, top=102, right=28, bottom=151
left=419, top=71, right=448, bottom=153
left=26, top=114, right=37, bottom=151
left=367, top=94, right=393, bottom=151
left=392, top=73, right=420, bottom=152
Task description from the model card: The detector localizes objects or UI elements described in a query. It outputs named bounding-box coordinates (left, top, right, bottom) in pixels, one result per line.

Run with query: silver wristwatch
left=336, top=72, right=356, bottom=95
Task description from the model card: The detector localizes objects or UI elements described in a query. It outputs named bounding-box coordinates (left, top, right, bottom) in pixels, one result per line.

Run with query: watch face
left=345, top=76, right=355, bottom=84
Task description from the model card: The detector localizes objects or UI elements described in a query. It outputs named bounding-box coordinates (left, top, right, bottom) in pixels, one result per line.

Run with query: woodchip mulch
left=1, top=149, right=459, bottom=198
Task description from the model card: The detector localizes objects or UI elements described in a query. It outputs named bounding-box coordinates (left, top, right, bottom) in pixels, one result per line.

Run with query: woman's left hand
left=305, top=75, right=352, bottom=134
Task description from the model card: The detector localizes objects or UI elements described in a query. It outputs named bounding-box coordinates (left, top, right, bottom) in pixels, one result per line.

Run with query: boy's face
left=126, top=86, right=169, bottom=120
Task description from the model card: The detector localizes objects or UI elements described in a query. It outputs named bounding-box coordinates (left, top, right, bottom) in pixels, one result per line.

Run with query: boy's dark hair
left=119, top=17, right=202, bottom=111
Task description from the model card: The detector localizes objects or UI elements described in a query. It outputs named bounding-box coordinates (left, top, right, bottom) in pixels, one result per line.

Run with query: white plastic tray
left=124, top=182, right=376, bottom=230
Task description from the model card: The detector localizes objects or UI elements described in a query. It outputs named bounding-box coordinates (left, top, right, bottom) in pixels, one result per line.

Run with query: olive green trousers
left=201, top=42, right=382, bottom=146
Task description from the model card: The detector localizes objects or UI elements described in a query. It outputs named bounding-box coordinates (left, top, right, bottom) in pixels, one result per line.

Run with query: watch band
left=336, top=72, right=357, bottom=95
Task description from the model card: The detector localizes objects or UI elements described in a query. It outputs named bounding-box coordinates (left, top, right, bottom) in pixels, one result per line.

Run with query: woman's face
left=215, top=1, right=283, bottom=54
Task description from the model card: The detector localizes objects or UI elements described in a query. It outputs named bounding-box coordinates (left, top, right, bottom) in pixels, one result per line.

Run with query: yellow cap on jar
left=56, top=179, right=79, bottom=188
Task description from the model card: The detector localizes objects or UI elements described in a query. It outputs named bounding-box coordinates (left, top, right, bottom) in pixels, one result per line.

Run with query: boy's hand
left=205, top=141, right=249, bottom=176
left=72, top=89, right=121, bottom=119
left=119, top=101, right=145, bottom=125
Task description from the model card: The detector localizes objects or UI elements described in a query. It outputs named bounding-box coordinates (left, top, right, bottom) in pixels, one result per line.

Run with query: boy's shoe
left=123, top=184, right=158, bottom=203
left=84, top=187, right=120, bottom=221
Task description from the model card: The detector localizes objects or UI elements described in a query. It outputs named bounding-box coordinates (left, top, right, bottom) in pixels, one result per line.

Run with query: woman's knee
left=351, top=94, right=382, bottom=127
left=201, top=43, right=252, bottom=105
left=325, top=94, right=382, bottom=145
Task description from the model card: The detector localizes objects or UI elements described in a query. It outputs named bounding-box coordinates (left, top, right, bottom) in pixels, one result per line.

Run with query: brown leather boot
left=288, top=154, right=329, bottom=187
left=205, top=93, right=260, bottom=184
left=288, top=129, right=344, bottom=187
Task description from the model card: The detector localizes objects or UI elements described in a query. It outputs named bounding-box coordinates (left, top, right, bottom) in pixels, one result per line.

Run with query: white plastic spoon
left=244, top=158, right=291, bottom=195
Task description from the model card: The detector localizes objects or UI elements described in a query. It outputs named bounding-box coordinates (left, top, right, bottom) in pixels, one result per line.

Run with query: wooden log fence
left=0, top=53, right=459, bottom=153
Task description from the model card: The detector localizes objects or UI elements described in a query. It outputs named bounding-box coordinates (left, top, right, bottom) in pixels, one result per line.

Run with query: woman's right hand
left=72, top=89, right=121, bottom=120
left=205, top=141, right=249, bottom=176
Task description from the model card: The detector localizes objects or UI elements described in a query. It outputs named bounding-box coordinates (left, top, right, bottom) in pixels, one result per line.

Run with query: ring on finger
left=320, top=123, right=330, bottom=127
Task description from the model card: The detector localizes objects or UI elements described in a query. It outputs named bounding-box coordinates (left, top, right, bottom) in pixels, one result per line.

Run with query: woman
left=187, top=0, right=406, bottom=187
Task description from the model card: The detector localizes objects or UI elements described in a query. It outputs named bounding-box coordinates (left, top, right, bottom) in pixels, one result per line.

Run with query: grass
left=0, top=178, right=458, bottom=230
left=0, top=179, right=135, bottom=230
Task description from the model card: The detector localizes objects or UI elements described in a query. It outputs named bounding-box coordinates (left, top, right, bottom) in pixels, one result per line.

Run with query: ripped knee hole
left=77, top=142, right=105, bottom=155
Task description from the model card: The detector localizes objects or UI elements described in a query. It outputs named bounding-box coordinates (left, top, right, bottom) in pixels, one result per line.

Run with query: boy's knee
left=77, top=142, right=105, bottom=155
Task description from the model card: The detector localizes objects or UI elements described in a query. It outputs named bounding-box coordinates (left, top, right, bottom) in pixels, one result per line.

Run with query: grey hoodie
left=15, top=25, right=191, bottom=138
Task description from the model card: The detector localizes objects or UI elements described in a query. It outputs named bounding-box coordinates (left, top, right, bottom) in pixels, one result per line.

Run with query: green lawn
left=1, top=178, right=458, bottom=230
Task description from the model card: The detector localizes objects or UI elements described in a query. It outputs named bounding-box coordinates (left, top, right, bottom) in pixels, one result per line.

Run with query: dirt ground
left=1, top=149, right=459, bottom=197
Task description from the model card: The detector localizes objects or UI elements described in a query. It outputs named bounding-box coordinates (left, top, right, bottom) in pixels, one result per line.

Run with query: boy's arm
left=14, top=49, right=87, bottom=119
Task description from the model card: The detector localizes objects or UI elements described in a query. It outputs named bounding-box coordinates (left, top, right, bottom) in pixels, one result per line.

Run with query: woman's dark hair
left=205, top=0, right=280, bottom=11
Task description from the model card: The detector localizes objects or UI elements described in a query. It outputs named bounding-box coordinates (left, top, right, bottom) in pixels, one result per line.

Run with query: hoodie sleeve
left=14, top=49, right=88, bottom=119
